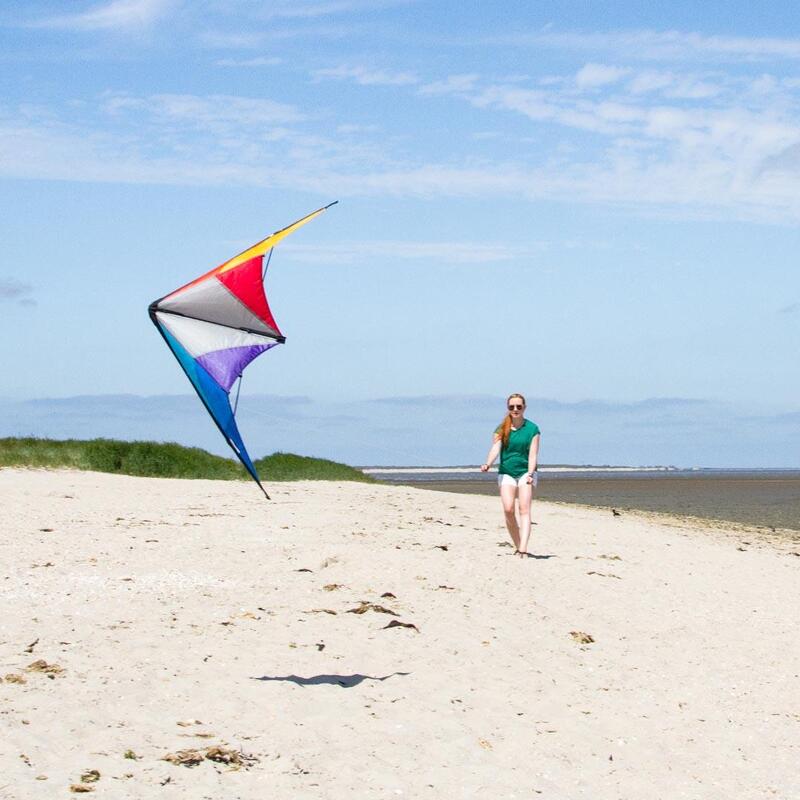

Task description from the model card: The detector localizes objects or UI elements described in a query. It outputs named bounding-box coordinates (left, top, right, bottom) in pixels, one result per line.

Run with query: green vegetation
left=0, top=437, right=373, bottom=483
left=253, top=451, right=373, bottom=482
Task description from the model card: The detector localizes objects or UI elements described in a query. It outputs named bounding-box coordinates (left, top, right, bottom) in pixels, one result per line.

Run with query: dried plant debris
left=599, top=554, right=622, bottom=561
left=433, top=545, right=449, bottom=551
left=163, top=746, right=258, bottom=770
left=69, top=784, right=94, bottom=793
left=323, top=583, right=344, bottom=591
left=570, top=631, right=595, bottom=644
left=123, top=750, right=140, bottom=760
left=205, top=746, right=258, bottom=767
left=5, top=673, right=26, bottom=684
left=176, top=719, right=203, bottom=727
left=382, top=620, right=419, bottom=633
left=380, top=592, right=396, bottom=599
left=294, top=568, right=313, bottom=573
left=80, top=770, right=101, bottom=784
left=306, top=608, right=337, bottom=615
left=587, top=571, right=621, bottom=579
left=26, top=659, right=64, bottom=675
left=163, top=749, right=205, bottom=767
left=24, top=638, right=39, bottom=654
left=347, top=602, right=398, bottom=616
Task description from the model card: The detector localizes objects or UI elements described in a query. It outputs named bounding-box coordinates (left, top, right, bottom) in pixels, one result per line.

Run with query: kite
left=148, top=202, right=337, bottom=498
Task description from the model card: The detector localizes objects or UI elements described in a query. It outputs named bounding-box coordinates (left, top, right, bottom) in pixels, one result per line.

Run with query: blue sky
left=1, top=1, right=799, bottom=466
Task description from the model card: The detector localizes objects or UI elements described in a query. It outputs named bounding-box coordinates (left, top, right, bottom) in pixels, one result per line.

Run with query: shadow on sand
left=252, top=672, right=410, bottom=688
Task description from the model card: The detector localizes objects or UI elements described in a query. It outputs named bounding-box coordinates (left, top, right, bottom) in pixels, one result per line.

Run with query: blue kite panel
left=159, top=323, right=261, bottom=483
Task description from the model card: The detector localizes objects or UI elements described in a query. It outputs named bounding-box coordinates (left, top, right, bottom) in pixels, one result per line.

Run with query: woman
left=480, top=394, right=541, bottom=557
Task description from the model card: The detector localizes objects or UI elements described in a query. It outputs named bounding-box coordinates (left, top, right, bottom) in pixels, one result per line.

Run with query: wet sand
left=409, top=474, right=800, bottom=535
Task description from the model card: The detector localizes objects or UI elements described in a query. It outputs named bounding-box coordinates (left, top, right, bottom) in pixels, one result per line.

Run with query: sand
left=1, top=468, right=798, bottom=799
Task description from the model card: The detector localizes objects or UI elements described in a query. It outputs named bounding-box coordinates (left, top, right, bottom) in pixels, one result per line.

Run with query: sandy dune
left=1, top=469, right=798, bottom=799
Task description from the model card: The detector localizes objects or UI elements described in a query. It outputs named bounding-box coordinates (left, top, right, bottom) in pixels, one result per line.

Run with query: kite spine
left=149, top=304, right=286, bottom=343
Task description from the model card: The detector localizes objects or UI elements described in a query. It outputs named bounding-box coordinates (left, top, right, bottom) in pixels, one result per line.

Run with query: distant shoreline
left=362, top=465, right=683, bottom=475
left=362, top=465, right=800, bottom=475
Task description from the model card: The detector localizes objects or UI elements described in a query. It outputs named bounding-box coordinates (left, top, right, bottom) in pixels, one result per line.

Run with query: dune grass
left=0, top=438, right=373, bottom=483
left=253, top=451, right=373, bottom=482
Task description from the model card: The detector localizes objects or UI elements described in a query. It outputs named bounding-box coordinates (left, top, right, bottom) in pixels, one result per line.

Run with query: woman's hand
left=480, top=463, right=490, bottom=472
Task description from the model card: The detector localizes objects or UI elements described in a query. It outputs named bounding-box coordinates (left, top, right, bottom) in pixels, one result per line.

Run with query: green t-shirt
left=495, top=419, right=540, bottom=479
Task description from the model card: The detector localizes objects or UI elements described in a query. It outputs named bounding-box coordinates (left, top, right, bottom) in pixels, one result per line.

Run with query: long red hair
left=499, top=393, right=526, bottom=447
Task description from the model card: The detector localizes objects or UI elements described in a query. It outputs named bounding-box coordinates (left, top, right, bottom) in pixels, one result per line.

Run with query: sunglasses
left=508, top=404, right=524, bottom=411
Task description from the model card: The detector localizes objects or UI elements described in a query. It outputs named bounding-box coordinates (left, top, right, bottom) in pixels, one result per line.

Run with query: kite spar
left=148, top=202, right=337, bottom=498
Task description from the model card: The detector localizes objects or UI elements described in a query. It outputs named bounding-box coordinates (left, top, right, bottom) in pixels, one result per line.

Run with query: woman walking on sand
left=481, top=394, right=541, bottom=558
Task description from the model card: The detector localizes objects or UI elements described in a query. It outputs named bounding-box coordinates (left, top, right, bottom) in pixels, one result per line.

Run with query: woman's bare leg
left=517, top=481, right=533, bottom=555
left=500, top=483, right=520, bottom=551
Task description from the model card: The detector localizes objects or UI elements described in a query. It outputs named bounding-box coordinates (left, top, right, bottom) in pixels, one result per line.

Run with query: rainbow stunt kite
left=149, top=203, right=337, bottom=498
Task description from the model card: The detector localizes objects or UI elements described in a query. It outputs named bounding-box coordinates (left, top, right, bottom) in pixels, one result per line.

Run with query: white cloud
left=575, top=63, right=629, bottom=88
left=4, top=57, right=800, bottom=228
left=104, top=92, right=306, bottom=129
left=31, top=0, right=173, bottom=31
left=214, top=56, right=283, bottom=67
left=628, top=70, right=675, bottom=94
left=500, top=29, right=800, bottom=62
left=418, top=74, right=479, bottom=95
left=199, top=30, right=266, bottom=49
left=312, top=65, right=418, bottom=86
left=336, top=123, right=380, bottom=133
left=255, top=0, right=407, bottom=20
left=3, top=109, right=800, bottom=225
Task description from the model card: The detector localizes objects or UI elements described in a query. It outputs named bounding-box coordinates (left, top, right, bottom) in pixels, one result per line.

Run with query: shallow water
left=367, top=469, right=800, bottom=533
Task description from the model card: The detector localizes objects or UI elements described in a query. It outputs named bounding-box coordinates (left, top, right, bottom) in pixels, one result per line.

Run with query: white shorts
left=498, top=472, right=538, bottom=488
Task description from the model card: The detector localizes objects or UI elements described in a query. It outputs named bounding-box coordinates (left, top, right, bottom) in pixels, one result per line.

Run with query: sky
left=1, top=1, right=799, bottom=466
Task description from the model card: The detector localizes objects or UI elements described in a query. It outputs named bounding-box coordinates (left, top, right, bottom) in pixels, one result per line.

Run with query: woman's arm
left=526, top=433, right=541, bottom=481
left=480, top=436, right=502, bottom=472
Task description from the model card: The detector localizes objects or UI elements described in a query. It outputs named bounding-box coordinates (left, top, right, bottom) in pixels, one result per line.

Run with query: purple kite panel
left=196, top=344, right=275, bottom=392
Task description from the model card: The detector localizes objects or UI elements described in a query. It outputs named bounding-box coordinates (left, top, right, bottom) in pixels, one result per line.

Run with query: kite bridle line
left=262, top=247, right=274, bottom=281
left=232, top=373, right=243, bottom=417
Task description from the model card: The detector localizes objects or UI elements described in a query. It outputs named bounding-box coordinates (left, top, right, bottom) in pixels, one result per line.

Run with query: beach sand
left=1, top=468, right=798, bottom=799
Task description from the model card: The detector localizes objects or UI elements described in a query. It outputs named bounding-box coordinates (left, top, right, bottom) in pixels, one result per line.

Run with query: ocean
left=362, top=466, right=800, bottom=534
